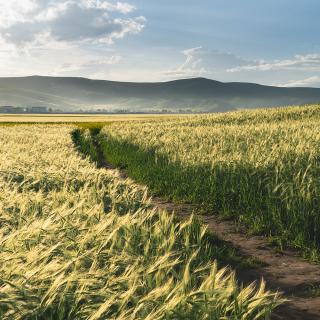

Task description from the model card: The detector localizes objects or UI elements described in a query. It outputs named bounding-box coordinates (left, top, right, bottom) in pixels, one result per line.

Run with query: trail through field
left=158, top=200, right=320, bottom=320
left=90, top=134, right=320, bottom=320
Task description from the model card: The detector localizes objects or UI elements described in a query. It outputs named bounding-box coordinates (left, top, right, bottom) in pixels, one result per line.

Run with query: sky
left=0, top=0, right=320, bottom=86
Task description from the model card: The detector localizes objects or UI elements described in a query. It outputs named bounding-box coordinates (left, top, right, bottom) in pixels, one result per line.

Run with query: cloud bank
left=0, top=0, right=146, bottom=46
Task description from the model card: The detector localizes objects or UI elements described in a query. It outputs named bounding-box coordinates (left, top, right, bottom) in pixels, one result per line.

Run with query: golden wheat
left=0, top=125, right=280, bottom=319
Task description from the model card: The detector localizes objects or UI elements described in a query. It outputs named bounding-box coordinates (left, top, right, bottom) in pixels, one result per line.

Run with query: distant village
left=0, top=105, right=54, bottom=114
left=0, top=105, right=198, bottom=114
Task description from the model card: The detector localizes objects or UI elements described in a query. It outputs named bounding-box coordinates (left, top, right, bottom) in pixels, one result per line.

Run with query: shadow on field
left=71, top=127, right=265, bottom=271
left=95, top=133, right=320, bottom=260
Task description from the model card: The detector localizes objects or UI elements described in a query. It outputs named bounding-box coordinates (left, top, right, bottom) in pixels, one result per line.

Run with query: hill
left=1, top=76, right=320, bottom=112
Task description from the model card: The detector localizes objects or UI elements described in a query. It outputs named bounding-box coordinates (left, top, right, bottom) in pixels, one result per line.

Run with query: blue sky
left=0, top=0, right=320, bottom=86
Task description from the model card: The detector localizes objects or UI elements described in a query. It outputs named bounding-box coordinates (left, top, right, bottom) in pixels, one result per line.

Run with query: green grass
left=94, top=105, right=320, bottom=261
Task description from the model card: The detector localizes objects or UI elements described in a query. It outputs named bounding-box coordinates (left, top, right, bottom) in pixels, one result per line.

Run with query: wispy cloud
left=228, top=54, right=320, bottom=72
left=163, top=47, right=208, bottom=78
left=51, top=55, right=122, bottom=75
left=163, top=47, right=248, bottom=79
left=276, top=76, right=320, bottom=87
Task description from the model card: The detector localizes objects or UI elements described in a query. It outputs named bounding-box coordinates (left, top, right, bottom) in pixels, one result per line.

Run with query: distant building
left=26, top=106, right=48, bottom=113
left=0, top=106, right=25, bottom=113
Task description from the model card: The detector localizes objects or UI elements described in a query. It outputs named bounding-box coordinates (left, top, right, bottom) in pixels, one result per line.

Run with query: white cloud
left=228, top=54, right=320, bottom=72
left=0, top=1, right=148, bottom=80
left=93, top=1, right=135, bottom=14
left=163, top=47, right=249, bottom=79
left=52, top=55, right=122, bottom=73
left=0, top=0, right=146, bottom=46
left=0, top=1, right=37, bottom=28
left=276, top=76, right=320, bottom=87
left=163, top=47, right=208, bottom=78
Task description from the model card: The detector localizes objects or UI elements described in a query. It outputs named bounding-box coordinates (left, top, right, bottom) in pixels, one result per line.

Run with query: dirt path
left=92, top=134, right=320, bottom=320
left=155, top=198, right=320, bottom=320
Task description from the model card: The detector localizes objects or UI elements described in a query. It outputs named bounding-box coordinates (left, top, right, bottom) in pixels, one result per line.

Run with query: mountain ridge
left=0, top=76, right=320, bottom=112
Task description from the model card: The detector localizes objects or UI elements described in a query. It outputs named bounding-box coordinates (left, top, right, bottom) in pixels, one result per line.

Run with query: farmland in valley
left=0, top=113, right=180, bottom=124
left=0, top=125, right=280, bottom=319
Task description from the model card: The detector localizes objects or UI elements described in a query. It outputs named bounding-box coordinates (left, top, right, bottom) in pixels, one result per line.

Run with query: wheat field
left=98, top=104, right=320, bottom=260
left=0, top=125, right=280, bottom=319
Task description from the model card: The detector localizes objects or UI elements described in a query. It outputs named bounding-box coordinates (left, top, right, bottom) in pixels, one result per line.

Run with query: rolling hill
left=1, top=76, right=320, bottom=112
